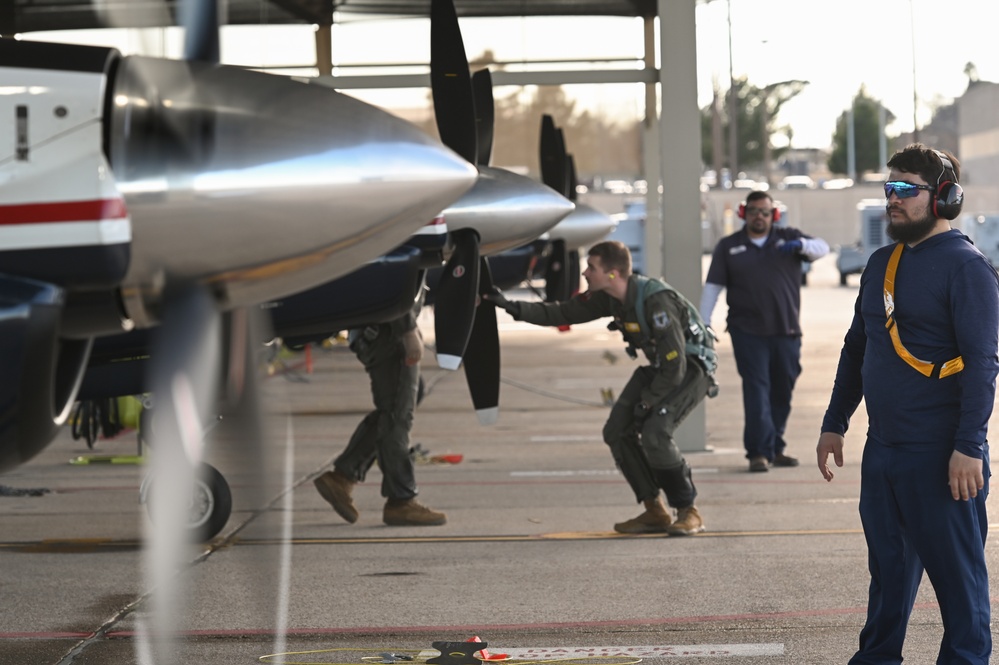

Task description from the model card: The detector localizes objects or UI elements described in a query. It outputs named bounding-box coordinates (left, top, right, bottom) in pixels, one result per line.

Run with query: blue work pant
left=850, top=439, right=991, bottom=665
left=728, top=327, right=800, bottom=461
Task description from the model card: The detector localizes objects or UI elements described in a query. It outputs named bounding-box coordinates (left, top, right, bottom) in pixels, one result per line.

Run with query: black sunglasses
left=884, top=181, right=934, bottom=199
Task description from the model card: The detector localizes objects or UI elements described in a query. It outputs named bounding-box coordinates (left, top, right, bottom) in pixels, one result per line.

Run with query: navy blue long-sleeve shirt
left=704, top=226, right=827, bottom=337
left=821, top=229, right=999, bottom=458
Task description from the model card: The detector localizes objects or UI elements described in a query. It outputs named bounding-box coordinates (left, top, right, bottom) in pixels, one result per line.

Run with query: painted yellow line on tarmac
left=0, top=528, right=864, bottom=551
left=233, top=527, right=865, bottom=546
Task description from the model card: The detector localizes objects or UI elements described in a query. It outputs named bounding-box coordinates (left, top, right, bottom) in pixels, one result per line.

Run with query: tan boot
left=667, top=505, right=705, bottom=536
left=314, top=469, right=358, bottom=524
left=613, top=497, right=672, bottom=534
left=383, top=498, right=447, bottom=526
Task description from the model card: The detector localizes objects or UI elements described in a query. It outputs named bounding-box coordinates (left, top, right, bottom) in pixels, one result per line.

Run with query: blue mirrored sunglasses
left=884, top=181, right=934, bottom=199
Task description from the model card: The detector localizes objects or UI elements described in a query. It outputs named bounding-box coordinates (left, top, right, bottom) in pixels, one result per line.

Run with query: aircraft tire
left=144, top=462, right=232, bottom=542
left=187, top=463, right=232, bottom=542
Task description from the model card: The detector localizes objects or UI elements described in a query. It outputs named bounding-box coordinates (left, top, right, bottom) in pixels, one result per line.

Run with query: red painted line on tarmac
left=2, top=600, right=978, bottom=641
left=17, top=603, right=934, bottom=641
left=0, top=631, right=93, bottom=639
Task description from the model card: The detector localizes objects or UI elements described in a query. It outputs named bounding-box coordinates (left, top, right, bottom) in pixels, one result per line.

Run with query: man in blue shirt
left=817, top=144, right=998, bottom=665
left=700, top=191, right=829, bottom=472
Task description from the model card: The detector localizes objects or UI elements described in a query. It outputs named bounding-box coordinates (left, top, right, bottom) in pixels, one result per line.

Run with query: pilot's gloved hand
left=401, top=327, right=424, bottom=366
left=779, top=239, right=803, bottom=254
left=483, top=286, right=521, bottom=317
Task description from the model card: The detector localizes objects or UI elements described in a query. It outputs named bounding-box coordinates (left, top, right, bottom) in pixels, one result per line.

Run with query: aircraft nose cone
left=548, top=203, right=618, bottom=249
left=444, top=166, right=576, bottom=256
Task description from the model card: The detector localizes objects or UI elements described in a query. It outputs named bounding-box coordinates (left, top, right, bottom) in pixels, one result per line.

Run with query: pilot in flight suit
left=487, top=240, right=716, bottom=535
left=313, top=298, right=446, bottom=527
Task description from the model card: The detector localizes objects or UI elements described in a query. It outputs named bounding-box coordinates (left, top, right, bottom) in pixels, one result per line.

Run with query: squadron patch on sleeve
left=653, top=310, right=670, bottom=329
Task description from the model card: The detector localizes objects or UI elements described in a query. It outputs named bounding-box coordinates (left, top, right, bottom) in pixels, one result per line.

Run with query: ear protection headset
left=933, top=150, right=964, bottom=221
left=738, top=201, right=781, bottom=223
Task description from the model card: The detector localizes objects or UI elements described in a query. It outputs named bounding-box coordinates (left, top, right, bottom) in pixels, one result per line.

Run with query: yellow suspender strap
left=883, top=242, right=964, bottom=379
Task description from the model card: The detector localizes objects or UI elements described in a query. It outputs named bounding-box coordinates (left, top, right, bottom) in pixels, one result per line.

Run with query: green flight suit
left=334, top=309, right=420, bottom=500
left=514, top=274, right=712, bottom=508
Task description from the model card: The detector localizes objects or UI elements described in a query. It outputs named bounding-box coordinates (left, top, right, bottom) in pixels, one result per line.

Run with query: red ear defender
left=934, top=181, right=964, bottom=221
left=932, top=150, right=963, bottom=221
left=738, top=203, right=781, bottom=223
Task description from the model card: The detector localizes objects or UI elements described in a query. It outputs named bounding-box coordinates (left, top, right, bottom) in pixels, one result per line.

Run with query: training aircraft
left=0, top=0, right=479, bottom=476
left=74, top=0, right=574, bottom=423
left=57, top=0, right=574, bottom=549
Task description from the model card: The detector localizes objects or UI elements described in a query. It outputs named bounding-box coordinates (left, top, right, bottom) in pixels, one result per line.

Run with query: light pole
left=726, top=0, right=738, bottom=178
left=910, top=0, right=919, bottom=142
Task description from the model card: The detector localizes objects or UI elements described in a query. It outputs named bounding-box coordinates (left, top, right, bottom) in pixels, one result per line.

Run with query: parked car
left=779, top=175, right=816, bottom=190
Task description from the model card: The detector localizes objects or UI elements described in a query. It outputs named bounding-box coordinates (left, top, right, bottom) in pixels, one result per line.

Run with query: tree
left=964, top=61, right=980, bottom=86
left=699, top=76, right=808, bottom=180
left=828, top=87, right=896, bottom=176
left=413, top=50, right=642, bottom=182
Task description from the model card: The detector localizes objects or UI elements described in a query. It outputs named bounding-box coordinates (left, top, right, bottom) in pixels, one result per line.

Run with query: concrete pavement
left=0, top=255, right=992, bottom=665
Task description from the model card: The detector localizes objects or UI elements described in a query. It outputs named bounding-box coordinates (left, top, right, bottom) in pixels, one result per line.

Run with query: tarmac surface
left=1, top=256, right=996, bottom=665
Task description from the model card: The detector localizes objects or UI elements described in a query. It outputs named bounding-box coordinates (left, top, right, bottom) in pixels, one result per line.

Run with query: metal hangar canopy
left=4, top=0, right=658, bottom=34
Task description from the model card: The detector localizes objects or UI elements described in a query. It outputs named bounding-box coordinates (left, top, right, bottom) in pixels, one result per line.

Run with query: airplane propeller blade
left=138, top=5, right=283, bottom=663
left=430, top=0, right=477, bottom=164
left=141, top=284, right=221, bottom=665
left=544, top=238, right=571, bottom=302
left=434, top=228, right=480, bottom=370
left=471, top=69, right=494, bottom=167
left=540, top=116, right=573, bottom=302
left=429, top=0, right=481, bottom=372
left=562, top=153, right=582, bottom=295
left=566, top=152, right=580, bottom=202
left=540, top=114, right=570, bottom=198
left=462, top=256, right=500, bottom=424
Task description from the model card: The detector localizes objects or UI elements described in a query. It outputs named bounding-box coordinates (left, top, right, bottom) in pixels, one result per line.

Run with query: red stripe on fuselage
left=0, top=199, right=128, bottom=225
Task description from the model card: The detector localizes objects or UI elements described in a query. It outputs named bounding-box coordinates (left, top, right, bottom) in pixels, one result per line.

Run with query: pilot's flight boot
left=383, top=498, right=447, bottom=526
left=314, top=469, right=359, bottom=524
left=613, top=496, right=672, bottom=534
left=667, top=505, right=705, bottom=536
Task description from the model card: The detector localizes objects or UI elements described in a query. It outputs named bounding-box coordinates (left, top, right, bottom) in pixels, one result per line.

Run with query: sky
left=25, top=0, right=999, bottom=151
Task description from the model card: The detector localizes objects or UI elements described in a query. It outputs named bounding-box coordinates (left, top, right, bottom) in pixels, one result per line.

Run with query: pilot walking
left=314, top=296, right=446, bottom=527
left=487, top=240, right=716, bottom=536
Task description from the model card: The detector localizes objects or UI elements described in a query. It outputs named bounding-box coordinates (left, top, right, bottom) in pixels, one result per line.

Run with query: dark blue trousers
left=728, top=327, right=801, bottom=461
left=850, top=440, right=991, bottom=665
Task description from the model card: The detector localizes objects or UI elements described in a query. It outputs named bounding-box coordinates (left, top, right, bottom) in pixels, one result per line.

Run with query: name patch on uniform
left=624, top=322, right=641, bottom=333
left=728, top=245, right=747, bottom=255
left=653, top=311, right=669, bottom=329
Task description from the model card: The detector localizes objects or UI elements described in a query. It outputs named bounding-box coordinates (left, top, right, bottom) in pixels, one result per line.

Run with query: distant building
left=894, top=103, right=959, bottom=165
left=957, top=81, right=999, bottom=186
left=776, top=147, right=831, bottom=184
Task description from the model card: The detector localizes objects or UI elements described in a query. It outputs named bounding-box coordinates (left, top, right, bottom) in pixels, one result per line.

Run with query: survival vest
left=633, top=275, right=719, bottom=379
